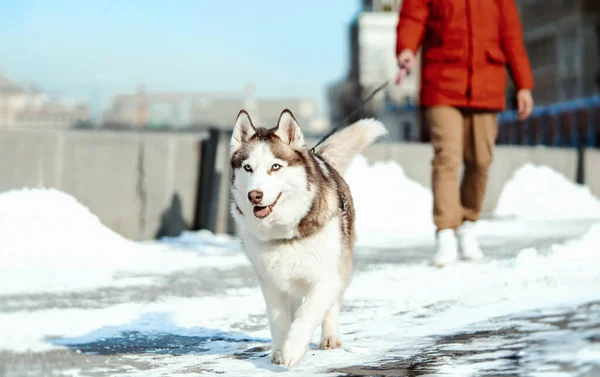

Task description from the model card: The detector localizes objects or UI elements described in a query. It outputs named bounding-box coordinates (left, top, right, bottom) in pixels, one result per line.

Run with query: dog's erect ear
left=231, top=110, right=256, bottom=153
left=274, top=109, right=304, bottom=149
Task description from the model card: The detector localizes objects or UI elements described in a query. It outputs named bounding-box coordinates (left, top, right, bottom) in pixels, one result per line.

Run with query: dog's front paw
left=275, top=341, right=307, bottom=368
left=319, top=335, right=342, bottom=350
left=271, top=350, right=284, bottom=365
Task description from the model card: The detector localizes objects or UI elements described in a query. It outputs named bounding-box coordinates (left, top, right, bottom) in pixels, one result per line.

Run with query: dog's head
left=229, top=109, right=314, bottom=237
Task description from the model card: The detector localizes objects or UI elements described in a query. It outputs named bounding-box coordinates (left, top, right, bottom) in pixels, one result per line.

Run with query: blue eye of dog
left=272, top=164, right=281, bottom=171
left=243, top=164, right=252, bottom=172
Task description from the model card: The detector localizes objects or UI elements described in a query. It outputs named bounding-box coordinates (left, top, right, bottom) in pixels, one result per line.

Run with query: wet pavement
left=1, top=219, right=599, bottom=377
left=333, top=301, right=600, bottom=376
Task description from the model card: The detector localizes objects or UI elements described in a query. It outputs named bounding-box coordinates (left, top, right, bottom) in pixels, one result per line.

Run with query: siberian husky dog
left=229, top=109, right=386, bottom=367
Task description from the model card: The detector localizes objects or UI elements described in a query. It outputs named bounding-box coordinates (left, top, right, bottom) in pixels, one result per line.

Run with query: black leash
left=310, top=80, right=390, bottom=154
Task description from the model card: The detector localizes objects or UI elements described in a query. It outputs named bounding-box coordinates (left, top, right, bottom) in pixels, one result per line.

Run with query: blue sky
left=0, top=0, right=359, bottom=119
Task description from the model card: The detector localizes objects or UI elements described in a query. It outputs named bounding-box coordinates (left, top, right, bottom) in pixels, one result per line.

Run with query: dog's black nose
left=248, top=190, right=263, bottom=204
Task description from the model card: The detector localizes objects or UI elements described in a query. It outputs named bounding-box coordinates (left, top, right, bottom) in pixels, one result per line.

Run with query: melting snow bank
left=0, top=189, right=244, bottom=296
left=345, top=155, right=435, bottom=246
left=346, top=157, right=600, bottom=247
left=495, top=162, right=600, bottom=220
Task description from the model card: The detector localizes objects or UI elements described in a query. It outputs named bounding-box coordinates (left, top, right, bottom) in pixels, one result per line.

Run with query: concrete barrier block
left=356, top=143, right=578, bottom=215
left=482, top=146, right=578, bottom=213
left=61, top=131, right=142, bottom=240
left=0, top=130, right=62, bottom=191
left=585, top=149, right=600, bottom=198
left=362, top=142, right=433, bottom=188
left=172, top=135, right=204, bottom=230
left=530, top=147, right=578, bottom=181
left=362, top=143, right=391, bottom=163
left=1, top=127, right=587, bottom=240
left=483, top=146, right=533, bottom=213
left=387, top=143, right=433, bottom=188
left=140, top=134, right=177, bottom=239
left=141, top=133, right=205, bottom=240
left=214, top=130, right=234, bottom=235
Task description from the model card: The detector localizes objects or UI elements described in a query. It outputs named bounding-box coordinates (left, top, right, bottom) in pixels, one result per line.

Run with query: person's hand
left=517, top=89, right=534, bottom=120
left=396, top=49, right=417, bottom=84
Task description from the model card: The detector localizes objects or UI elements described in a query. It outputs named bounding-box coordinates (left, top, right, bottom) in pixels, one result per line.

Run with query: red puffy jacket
left=396, top=0, right=534, bottom=110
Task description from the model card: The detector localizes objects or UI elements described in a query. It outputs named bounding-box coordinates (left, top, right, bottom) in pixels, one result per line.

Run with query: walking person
left=395, top=0, right=535, bottom=266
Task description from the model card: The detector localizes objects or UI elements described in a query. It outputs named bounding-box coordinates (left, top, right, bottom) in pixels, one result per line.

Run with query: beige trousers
left=425, top=106, right=499, bottom=231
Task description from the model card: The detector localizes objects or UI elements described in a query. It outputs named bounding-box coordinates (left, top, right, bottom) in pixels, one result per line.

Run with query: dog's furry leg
left=288, top=295, right=303, bottom=320
left=277, top=280, right=342, bottom=367
left=319, top=295, right=342, bottom=350
left=257, top=278, right=291, bottom=359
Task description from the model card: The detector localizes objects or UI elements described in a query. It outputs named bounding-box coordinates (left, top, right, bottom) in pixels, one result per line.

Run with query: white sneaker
left=457, top=221, right=484, bottom=261
left=433, top=229, right=459, bottom=267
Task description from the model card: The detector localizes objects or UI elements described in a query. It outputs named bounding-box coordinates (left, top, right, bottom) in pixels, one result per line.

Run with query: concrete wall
left=585, top=149, right=600, bottom=199
left=483, top=146, right=579, bottom=213
left=0, top=129, right=206, bottom=240
left=359, top=142, right=580, bottom=214
left=231, top=139, right=582, bottom=220
left=0, top=128, right=595, bottom=240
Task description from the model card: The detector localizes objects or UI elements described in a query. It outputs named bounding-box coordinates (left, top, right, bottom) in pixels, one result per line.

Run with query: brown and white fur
left=229, top=109, right=387, bottom=367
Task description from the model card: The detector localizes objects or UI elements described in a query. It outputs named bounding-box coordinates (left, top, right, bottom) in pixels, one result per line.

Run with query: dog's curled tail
left=315, top=118, right=387, bottom=175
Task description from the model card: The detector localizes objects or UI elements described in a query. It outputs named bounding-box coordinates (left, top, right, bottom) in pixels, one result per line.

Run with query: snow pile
left=0, top=188, right=212, bottom=295
left=348, top=222, right=600, bottom=320
left=542, top=222, right=600, bottom=267
left=495, top=163, right=600, bottom=220
left=345, top=157, right=600, bottom=244
left=345, top=155, right=435, bottom=246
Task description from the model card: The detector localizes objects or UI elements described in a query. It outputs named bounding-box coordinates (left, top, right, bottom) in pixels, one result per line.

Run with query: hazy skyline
left=0, top=0, right=359, bottom=120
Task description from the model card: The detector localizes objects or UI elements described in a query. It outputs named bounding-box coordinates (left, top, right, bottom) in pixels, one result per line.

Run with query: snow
left=1, top=221, right=599, bottom=375
left=1, top=157, right=600, bottom=376
left=0, top=291, right=266, bottom=353
left=0, top=188, right=245, bottom=296
left=345, top=158, right=600, bottom=245
left=2, top=159, right=596, bottom=296
left=158, top=229, right=241, bottom=253
left=345, top=155, right=435, bottom=246
left=495, top=162, right=600, bottom=220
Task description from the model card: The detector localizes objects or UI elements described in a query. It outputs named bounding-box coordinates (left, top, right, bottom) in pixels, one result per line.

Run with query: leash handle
left=310, top=80, right=390, bottom=154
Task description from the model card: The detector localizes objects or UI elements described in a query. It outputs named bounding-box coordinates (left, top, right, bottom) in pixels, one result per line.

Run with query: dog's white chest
left=243, top=217, right=342, bottom=293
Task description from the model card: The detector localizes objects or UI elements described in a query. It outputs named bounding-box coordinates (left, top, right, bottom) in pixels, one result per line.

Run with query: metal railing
left=497, top=95, right=600, bottom=148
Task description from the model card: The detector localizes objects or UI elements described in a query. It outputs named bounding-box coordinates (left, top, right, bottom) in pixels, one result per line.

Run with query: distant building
left=358, top=0, right=419, bottom=108
left=102, top=83, right=326, bottom=134
left=327, top=0, right=420, bottom=141
left=511, top=0, right=600, bottom=106
left=0, top=74, right=90, bottom=129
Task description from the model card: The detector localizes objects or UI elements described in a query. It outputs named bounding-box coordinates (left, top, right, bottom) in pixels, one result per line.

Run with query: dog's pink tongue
left=253, top=206, right=272, bottom=219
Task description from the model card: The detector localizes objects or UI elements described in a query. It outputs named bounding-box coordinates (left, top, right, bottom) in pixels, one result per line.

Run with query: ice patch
left=0, top=288, right=267, bottom=353
left=158, top=229, right=242, bottom=253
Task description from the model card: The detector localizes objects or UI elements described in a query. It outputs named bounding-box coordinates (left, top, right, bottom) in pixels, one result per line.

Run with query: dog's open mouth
left=253, top=193, right=282, bottom=219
